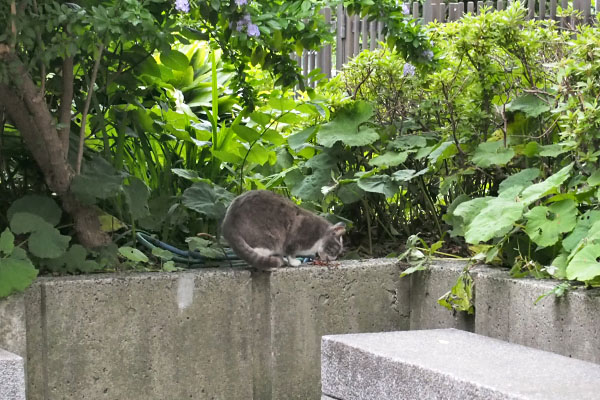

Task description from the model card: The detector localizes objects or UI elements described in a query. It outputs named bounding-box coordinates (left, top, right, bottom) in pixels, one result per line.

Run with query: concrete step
left=0, top=348, right=25, bottom=400
left=321, top=328, right=600, bottom=400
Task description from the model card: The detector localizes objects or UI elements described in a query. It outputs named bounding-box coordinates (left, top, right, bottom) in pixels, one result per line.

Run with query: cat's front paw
left=286, top=257, right=301, bottom=267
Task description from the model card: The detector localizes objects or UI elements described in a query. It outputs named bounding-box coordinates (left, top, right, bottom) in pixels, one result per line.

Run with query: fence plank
left=361, top=16, right=369, bottom=52
left=467, top=1, right=475, bottom=14
left=344, top=9, right=353, bottom=64
left=527, top=0, right=536, bottom=19
left=412, top=2, right=420, bottom=19
left=497, top=0, right=504, bottom=12
left=352, top=15, right=360, bottom=57
left=336, top=6, right=344, bottom=73
left=539, top=0, right=546, bottom=20
left=561, top=0, right=569, bottom=28
left=321, top=8, right=332, bottom=78
left=550, top=0, right=557, bottom=21
left=369, top=20, right=377, bottom=50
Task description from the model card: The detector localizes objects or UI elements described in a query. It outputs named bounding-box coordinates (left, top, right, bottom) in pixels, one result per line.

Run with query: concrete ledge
left=0, top=348, right=25, bottom=400
left=322, top=329, right=600, bottom=400
left=1, top=259, right=599, bottom=399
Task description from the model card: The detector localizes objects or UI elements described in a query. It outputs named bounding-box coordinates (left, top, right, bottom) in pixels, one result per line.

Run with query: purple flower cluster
left=402, top=3, right=410, bottom=15
left=175, top=0, right=190, bottom=13
left=235, top=0, right=248, bottom=6
left=422, top=50, right=434, bottom=61
left=403, top=63, right=416, bottom=77
left=235, top=13, right=260, bottom=37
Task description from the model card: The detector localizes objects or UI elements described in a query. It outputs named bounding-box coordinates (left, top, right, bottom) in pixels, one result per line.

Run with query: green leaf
left=171, top=168, right=210, bottom=183
left=119, top=246, right=149, bottom=263
left=0, top=258, right=38, bottom=298
left=288, top=126, right=317, bottom=151
left=233, top=125, right=261, bottom=142
left=390, top=135, right=427, bottom=150
left=562, top=210, right=600, bottom=252
left=181, top=182, right=234, bottom=219
left=524, top=200, right=577, bottom=248
left=400, top=264, right=426, bottom=277
left=160, top=49, right=190, bottom=71
left=437, top=271, right=474, bottom=314
left=538, top=144, right=569, bottom=158
left=464, top=198, right=524, bottom=244
left=566, top=244, right=600, bottom=281
left=316, top=101, right=379, bottom=147
left=123, top=177, right=150, bottom=221
left=7, top=195, right=62, bottom=227
left=186, top=237, right=223, bottom=258
left=336, top=183, right=364, bottom=204
left=71, top=157, right=124, bottom=203
left=28, top=226, right=70, bottom=259
left=357, top=175, right=399, bottom=198
left=452, top=197, right=493, bottom=228
left=291, top=168, right=332, bottom=201
left=0, top=228, right=14, bottom=256
left=587, top=170, right=600, bottom=186
left=10, top=212, right=49, bottom=234
left=391, top=168, right=428, bottom=182
left=498, top=168, right=540, bottom=197
left=519, top=163, right=573, bottom=205
left=428, top=141, right=457, bottom=164
left=506, top=94, right=551, bottom=117
left=368, top=151, right=408, bottom=168
left=472, top=141, right=515, bottom=168
left=152, top=247, right=174, bottom=261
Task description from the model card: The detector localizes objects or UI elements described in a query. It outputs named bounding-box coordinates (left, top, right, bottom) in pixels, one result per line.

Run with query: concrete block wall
left=0, top=259, right=408, bottom=400
left=0, top=258, right=599, bottom=399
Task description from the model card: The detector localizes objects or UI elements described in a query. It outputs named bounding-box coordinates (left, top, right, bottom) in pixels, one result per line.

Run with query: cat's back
left=226, top=190, right=297, bottom=216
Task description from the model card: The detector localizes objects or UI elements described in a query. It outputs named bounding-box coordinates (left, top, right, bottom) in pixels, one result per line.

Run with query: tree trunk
left=0, top=45, right=110, bottom=249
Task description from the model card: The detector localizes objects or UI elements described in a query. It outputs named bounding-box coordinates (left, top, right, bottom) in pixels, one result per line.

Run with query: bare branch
left=76, top=43, right=104, bottom=174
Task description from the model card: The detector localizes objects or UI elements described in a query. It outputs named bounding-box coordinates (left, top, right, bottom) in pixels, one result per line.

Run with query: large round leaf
left=160, top=49, right=190, bottom=71
left=357, top=175, right=399, bottom=198
left=563, top=211, right=600, bottom=252
left=566, top=244, right=600, bottom=281
left=0, top=258, right=38, bottom=298
left=28, top=226, right=70, bottom=259
left=520, top=163, right=573, bottom=205
left=316, top=101, right=379, bottom=148
left=464, top=198, right=525, bottom=244
left=368, top=151, right=408, bottom=168
left=472, top=141, right=515, bottom=168
left=7, top=195, right=62, bottom=227
left=524, top=200, right=577, bottom=248
left=182, top=182, right=234, bottom=220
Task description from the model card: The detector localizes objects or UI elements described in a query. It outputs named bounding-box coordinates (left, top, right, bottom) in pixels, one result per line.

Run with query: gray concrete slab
left=322, top=329, right=600, bottom=400
left=268, top=259, right=410, bottom=400
left=409, top=259, right=474, bottom=331
left=34, top=269, right=254, bottom=400
left=0, top=348, right=25, bottom=400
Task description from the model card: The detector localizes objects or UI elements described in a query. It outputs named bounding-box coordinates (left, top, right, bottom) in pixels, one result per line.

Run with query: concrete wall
left=0, top=258, right=599, bottom=399
left=0, top=259, right=408, bottom=400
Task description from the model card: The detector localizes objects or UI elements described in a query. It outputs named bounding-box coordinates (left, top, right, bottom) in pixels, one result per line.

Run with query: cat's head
left=317, top=222, right=346, bottom=261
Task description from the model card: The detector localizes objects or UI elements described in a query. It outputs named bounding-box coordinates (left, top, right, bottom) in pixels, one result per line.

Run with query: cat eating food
left=221, top=190, right=345, bottom=269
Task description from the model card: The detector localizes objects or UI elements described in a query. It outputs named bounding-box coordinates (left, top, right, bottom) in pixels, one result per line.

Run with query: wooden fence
left=296, top=0, right=598, bottom=85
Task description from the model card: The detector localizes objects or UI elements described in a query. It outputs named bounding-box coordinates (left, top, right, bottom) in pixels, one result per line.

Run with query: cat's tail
left=222, top=230, right=283, bottom=269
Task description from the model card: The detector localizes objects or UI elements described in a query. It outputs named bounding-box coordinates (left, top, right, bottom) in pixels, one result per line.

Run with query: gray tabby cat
left=222, top=190, right=345, bottom=269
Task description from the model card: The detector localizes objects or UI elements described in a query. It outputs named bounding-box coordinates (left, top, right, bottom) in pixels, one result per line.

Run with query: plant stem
left=76, top=42, right=105, bottom=174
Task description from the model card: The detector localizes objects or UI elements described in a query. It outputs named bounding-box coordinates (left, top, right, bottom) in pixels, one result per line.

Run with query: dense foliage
left=2, top=1, right=600, bottom=301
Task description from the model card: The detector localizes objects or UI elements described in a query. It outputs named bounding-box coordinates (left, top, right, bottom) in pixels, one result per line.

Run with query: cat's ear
left=331, top=222, right=346, bottom=236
